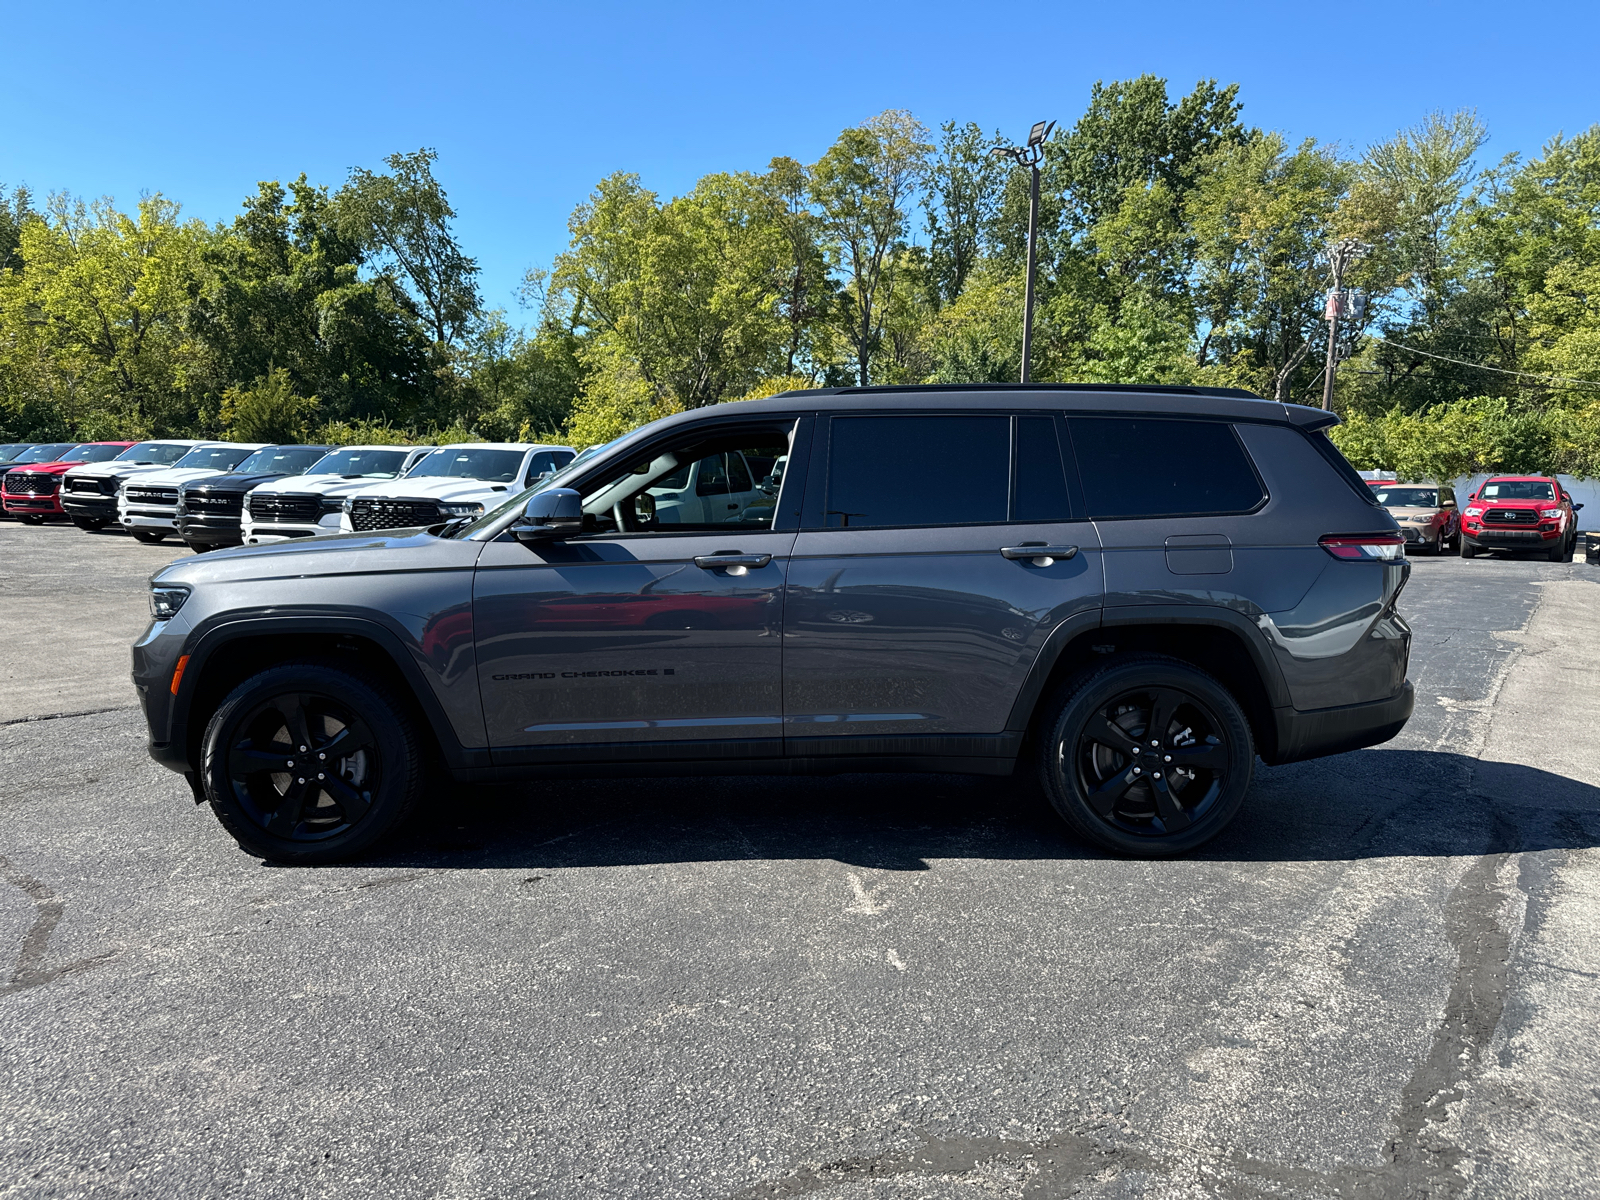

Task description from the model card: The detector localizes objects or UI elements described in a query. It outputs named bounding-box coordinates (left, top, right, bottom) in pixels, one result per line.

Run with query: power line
left=1369, top=335, right=1600, bottom=389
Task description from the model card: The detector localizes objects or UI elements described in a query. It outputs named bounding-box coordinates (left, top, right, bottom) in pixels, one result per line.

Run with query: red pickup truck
left=1459, top=475, right=1582, bottom=561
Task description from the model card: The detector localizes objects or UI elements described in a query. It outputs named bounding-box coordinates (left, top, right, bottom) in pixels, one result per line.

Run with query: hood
left=128, top=466, right=238, bottom=487
left=1388, top=505, right=1443, bottom=518
left=4, top=461, right=77, bottom=478
left=1474, top=497, right=1547, bottom=508
left=182, top=471, right=297, bottom=495
left=72, top=460, right=203, bottom=484
left=151, top=526, right=482, bottom=588
left=345, top=476, right=518, bottom=503
left=247, top=473, right=405, bottom=499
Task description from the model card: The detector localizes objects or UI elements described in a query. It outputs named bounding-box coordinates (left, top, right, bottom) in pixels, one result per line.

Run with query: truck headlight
left=149, top=585, right=191, bottom=621
left=440, top=502, right=484, bottom=517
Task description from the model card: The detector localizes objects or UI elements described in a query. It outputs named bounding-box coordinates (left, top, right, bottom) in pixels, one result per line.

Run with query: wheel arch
left=1007, top=606, right=1288, bottom=763
left=174, top=617, right=479, bottom=778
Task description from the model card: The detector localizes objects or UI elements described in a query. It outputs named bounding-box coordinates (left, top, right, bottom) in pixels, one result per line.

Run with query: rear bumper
left=1267, top=680, right=1415, bottom=765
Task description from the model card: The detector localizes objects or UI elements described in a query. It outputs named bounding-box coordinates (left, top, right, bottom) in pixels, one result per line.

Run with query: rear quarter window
left=1067, top=417, right=1266, bottom=519
left=1305, top=429, right=1383, bottom=507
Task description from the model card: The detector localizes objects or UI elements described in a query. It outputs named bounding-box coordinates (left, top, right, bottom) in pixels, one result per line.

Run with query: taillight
left=1319, top=533, right=1406, bottom=561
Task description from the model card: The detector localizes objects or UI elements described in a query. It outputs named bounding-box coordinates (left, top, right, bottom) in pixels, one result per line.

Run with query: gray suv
left=134, top=385, right=1414, bottom=863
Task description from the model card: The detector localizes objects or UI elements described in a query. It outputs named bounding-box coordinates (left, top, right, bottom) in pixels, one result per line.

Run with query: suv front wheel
left=201, top=663, right=422, bottom=863
left=1038, top=655, right=1254, bottom=856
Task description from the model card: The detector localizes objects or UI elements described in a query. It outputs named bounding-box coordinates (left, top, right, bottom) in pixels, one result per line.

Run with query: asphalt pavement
left=1, top=522, right=1597, bottom=1199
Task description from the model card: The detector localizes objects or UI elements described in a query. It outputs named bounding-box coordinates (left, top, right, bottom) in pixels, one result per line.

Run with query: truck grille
left=124, top=486, right=179, bottom=508
left=3, top=473, right=57, bottom=495
left=1485, top=508, right=1536, bottom=524
left=349, top=497, right=440, bottom=532
left=66, top=475, right=114, bottom=495
left=249, top=494, right=322, bottom=524
left=183, top=493, right=242, bottom=513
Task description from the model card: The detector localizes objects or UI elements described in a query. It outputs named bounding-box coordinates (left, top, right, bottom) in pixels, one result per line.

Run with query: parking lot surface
left=2, top=524, right=1598, bottom=1199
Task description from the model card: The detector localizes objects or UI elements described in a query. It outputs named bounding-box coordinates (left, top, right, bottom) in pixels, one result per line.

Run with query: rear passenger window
left=1069, top=418, right=1265, bottom=518
left=827, top=415, right=1008, bottom=527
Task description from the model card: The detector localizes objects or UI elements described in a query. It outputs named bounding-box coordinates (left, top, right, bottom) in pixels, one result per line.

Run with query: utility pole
left=1320, top=237, right=1371, bottom=410
left=993, top=120, right=1055, bottom=384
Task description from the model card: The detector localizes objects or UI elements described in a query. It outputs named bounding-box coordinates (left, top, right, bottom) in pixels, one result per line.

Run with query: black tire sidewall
left=202, top=663, right=421, bottom=864
left=1038, top=656, right=1254, bottom=857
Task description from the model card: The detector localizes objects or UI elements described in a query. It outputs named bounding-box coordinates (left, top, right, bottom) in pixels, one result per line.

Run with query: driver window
left=581, top=431, right=792, bottom=535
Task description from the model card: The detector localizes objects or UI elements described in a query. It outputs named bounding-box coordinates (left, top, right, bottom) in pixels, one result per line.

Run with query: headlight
left=149, top=585, right=191, bottom=621
left=1464, top=506, right=1483, bottom=517
left=440, top=502, right=484, bottom=517
left=241, top=493, right=253, bottom=513
left=1540, top=508, right=1561, bottom=518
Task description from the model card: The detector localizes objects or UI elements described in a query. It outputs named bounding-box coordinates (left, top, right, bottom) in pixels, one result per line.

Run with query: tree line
left=3, top=77, right=1598, bottom=476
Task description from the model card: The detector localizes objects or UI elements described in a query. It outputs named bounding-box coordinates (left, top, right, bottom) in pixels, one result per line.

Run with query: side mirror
left=1441, top=498, right=1456, bottom=508
left=1575, top=502, right=1586, bottom=511
left=512, top=488, right=582, bottom=543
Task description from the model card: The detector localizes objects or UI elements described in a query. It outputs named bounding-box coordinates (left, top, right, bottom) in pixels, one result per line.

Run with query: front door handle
left=1001, top=543, right=1078, bottom=565
left=694, top=552, right=772, bottom=574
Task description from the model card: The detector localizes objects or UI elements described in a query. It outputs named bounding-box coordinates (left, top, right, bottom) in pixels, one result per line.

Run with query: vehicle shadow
left=372, top=748, right=1600, bottom=872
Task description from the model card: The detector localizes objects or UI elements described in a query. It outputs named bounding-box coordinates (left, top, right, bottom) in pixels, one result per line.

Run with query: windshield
left=236, top=447, right=329, bottom=475
left=173, top=445, right=253, bottom=471
left=446, top=439, right=620, bottom=540
left=1372, top=487, right=1438, bottom=508
left=306, top=448, right=410, bottom=478
left=116, top=442, right=190, bottom=465
left=61, top=443, right=127, bottom=463
left=407, top=448, right=525, bottom=483
left=16, top=443, right=73, bottom=463
left=1480, top=480, right=1555, bottom=501
left=0, top=444, right=30, bottom=462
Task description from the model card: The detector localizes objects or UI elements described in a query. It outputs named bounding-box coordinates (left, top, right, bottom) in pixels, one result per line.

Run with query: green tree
left=924, top=121, right=1005, bottom=306
left=811, top=110, right=931, bottom=385
left=337, top=149, right=481, bottom=351
left=220, top=367, right=318, bottom=442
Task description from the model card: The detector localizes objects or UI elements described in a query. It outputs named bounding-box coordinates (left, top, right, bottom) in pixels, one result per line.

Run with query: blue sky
left=4, top=0, right=1595, bottom=317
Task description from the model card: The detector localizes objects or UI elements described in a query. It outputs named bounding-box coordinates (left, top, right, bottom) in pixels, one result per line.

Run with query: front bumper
left=1269, top=680, right=1415, bottom=765
left=122, top=507, right=178, bottom=531
left=1462, top=526, right=1560, bottom=548
left=241, top=513, right=343, bottom=544
left=62, top=494, right=117, bottom=519
left=176, top=514, right=244, bottom=545
left=2, top=493, right=64, bottom=516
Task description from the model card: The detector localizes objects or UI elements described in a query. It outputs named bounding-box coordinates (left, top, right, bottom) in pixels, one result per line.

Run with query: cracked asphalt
left=1, top=523, right=1598, bottom=1199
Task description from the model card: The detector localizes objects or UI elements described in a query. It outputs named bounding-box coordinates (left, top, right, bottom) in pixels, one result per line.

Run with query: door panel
left=781, top=520, right=1103, bottom=743
left=474, top=530, right=794, bottom=758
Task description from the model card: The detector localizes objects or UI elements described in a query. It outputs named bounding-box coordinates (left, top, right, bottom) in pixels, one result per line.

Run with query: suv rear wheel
left=1037, top=655, right=1254, bottom=856
left=201, top=663, right=422, bottom=864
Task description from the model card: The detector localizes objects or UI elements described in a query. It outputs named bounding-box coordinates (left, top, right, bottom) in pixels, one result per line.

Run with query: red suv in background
left=0, top=442, right=133, bottom=523
left=1460, top=475, right=1582, bottom=561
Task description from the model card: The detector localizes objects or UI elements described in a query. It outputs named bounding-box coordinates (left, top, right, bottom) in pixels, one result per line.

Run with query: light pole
left=1318, top=237, right=1372, bottom=410
left=993, top=120, right=1055, bottom=384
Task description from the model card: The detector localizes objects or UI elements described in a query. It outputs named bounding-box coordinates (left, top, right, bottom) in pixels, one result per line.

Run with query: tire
left=18, top=515, right=45, bottom=526
left=1547, top=538, right=1566, bottom=562
left=186, top=541, right=213, bottom=553
left=72, top=517, right=107, bottom=531
left=1036, top=654, right=1255, bottom=857
left=201, top=662, right=423, bottom=864
left=1562, top=533, right=1576, bottom=563
left=131, top=530, right=166, bottom=544
left=1460, top=536, right=1477, bottom=559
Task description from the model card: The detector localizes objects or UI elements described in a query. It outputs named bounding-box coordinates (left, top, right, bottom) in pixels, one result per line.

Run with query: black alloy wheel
left=1038, top=655, right=1253, bottom=856
left=202, top=663, right=422, bottom=863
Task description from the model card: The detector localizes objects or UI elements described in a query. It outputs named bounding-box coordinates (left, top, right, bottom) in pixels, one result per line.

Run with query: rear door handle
left=1001, top=543, right=1078, bottom=564
left=694, top=553, right=772, bottom=570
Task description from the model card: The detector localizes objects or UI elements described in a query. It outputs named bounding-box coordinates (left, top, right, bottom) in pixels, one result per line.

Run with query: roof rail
left=767, top=382, right=1265, bottom=401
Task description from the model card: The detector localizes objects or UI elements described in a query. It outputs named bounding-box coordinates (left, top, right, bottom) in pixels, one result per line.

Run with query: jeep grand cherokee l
left=133, top=384, right=1414, bottom=864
